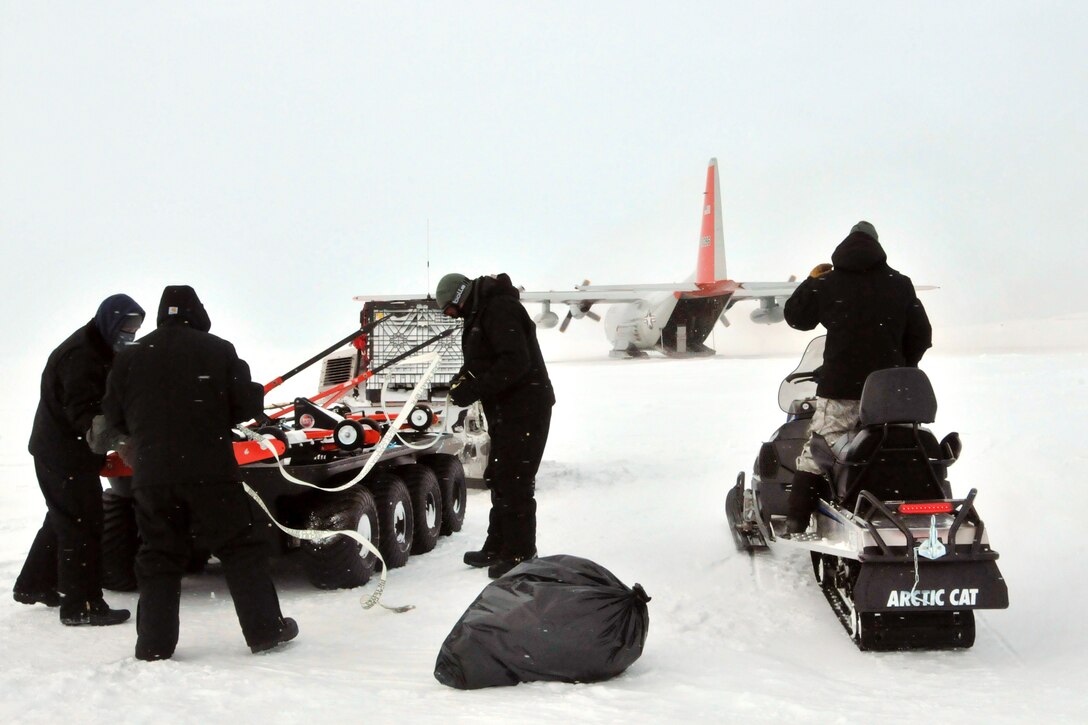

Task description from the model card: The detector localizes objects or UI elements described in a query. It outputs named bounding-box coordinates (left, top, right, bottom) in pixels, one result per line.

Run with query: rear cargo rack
left=853, top=489, right=998, bottom=563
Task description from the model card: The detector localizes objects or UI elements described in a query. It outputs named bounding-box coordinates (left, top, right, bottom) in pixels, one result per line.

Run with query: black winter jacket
left=458, top=274, right=555, bottom=423
left=101, top=286, right=263, bottom=487
left=784, top=232, right=932, bottom=400
left=28, top=320, right=115, bottom=472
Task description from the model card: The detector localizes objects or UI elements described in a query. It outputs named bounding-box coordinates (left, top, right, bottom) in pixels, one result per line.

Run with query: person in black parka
left=782, top=221, right=932, bottom=533
left=101, top=285, right=297, bottom=660
left=14, top=293, right=144, bottom=626
left=436, top=273, right=555, bottom=579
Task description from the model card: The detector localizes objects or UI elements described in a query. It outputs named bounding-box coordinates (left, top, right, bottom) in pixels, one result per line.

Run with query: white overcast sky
left=2, top=1, right=1086, bottom=376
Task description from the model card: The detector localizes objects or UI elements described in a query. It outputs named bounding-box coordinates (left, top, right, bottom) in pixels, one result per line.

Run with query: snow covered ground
left=1, top=338, right=1086, bottom=724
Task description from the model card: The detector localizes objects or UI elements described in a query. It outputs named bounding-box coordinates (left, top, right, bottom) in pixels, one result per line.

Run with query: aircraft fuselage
left=603, top=291, right=731, bottom=356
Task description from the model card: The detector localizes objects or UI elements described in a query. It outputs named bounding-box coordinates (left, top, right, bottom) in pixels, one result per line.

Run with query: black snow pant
left=132, top=481, right=283, bottom=658
left=483, top=408, right=551, bottom=559
left=15, top=459, right=104, bottom=613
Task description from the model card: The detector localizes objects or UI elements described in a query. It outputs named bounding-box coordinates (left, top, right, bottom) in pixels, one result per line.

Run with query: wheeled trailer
left=99, top=311, right=487, bottom=592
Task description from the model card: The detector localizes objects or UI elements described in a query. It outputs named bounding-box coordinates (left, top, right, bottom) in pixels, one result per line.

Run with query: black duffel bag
left=434, top=554, right=650, bottom=689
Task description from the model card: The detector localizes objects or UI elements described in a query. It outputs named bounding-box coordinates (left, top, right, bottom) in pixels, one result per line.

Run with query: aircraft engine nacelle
left=750, top=299, right=785, bottom=325
left=534, top=310, right=559, bottom=329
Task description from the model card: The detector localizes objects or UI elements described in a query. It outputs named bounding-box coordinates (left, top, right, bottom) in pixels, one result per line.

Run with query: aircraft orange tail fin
left=696, top=158, right=726, bottom=286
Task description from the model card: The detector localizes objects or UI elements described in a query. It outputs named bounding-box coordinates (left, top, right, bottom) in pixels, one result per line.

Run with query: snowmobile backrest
left=859, top=368, right=937, bottom=427
left=833, top=424, right=948, bottom=504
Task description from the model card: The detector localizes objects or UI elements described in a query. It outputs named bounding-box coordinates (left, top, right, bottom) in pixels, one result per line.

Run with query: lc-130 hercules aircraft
left=352, top=158, right=799, bottom=359
left=519, top=158, right=797, bottom=358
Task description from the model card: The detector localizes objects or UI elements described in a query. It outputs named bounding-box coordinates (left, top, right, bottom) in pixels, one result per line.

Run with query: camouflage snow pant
left=795, top=398, right=862, bottom=475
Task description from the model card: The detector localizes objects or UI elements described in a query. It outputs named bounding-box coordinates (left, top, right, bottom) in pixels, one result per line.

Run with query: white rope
left=236, top=352, right=443, bottom=612
left=909, top=545, right=921, bottom=599
left=242, top=480, right=411, bottom=613
left=380, top=364, right=447, bottom=451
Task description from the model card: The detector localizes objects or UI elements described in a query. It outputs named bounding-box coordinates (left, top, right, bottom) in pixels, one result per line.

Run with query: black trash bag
left=434, top=554, right=650, bottom=689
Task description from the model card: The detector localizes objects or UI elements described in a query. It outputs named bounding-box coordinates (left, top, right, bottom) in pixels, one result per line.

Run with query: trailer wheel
left=101, top=489, right=139, bottom=592
left=300, top=488, right=379, bottom=589
left=333, top=419, right=367, bottom=451
left=398, top=464, right=443, bottom=555
left=422, top=454, right=466, bottom=535
left=367, top=473, right=414, bottom=569
left=408, top=403, right=433, bottom=432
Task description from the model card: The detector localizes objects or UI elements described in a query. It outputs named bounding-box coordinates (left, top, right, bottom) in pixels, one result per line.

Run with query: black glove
left=448, top=374, right=481, bottom=407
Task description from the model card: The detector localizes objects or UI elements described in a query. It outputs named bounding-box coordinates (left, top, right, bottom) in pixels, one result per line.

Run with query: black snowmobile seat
left=826, top=368, right=949, bottom=506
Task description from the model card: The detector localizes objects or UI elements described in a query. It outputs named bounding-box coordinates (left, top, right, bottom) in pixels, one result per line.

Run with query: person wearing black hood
left=782, top=221, right=932, bottom=534
left=13, top=293, right=144, bottom=626
left=101, top=285, right=297, bottom=660
left=436, top=273, right=555, bottom=579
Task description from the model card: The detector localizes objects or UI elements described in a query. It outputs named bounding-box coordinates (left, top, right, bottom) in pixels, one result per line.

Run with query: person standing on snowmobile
left=436, top=272, right=555, bottom=579
left=13, top=293, right=144, bottom=626
left=782, top=221, right=932, bottom=534
left=101, top=285, right=297, bottom=660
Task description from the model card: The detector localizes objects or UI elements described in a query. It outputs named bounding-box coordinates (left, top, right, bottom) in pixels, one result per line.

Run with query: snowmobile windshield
left=777, top=336, right=825, bottom=412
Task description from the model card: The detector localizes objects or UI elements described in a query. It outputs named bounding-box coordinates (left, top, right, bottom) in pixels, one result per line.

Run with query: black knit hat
left=436, top=273, right=474, bottom=311
left=850, top=220, right=878, bottom=241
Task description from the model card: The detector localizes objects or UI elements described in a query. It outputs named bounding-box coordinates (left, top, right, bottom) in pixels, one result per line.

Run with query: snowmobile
left=726, top=336, right=1008, bottom=650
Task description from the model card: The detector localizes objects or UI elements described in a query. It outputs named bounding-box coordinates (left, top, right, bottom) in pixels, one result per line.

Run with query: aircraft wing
left=522, top=279, right=802, bottom=306
left=518, top=288, right=663, bottom=305
left=729, top=280, right=937, bottom=299
left=730, top=281, right=800, bottom=299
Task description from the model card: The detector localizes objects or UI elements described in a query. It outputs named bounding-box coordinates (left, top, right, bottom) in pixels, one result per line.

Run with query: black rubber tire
left=257, top=426, right=289, bottom=447
left=101, top=490, right=139, bottom=592
left=300, top=488, right=379, bottom=589
left=360, top=417, right=384, bottom=435
left=398, top=464, right=443, bottom=555
left=367, top=472, right=414, bottom=569
left=422, top=454, right=466, bottom=535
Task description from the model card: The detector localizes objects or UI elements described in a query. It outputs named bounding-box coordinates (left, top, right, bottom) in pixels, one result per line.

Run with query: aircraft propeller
left=558, top=280, right=600, bottom=333
left=559, top=302, right=601, bottom=332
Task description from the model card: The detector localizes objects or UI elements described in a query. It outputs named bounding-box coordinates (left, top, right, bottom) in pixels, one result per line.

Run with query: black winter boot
left=14, top=588, right=61, bottom=607
left=250, top=617, right=299, bottom=654
left=60, top=598, right=131, bottom=627
left=463, top=548, right=502, bottom=568
left=785, top=471, right=828, bottom=536
left=463, top=529, right=503, bottom=568
left=487, top=551, right=537, bottom=579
